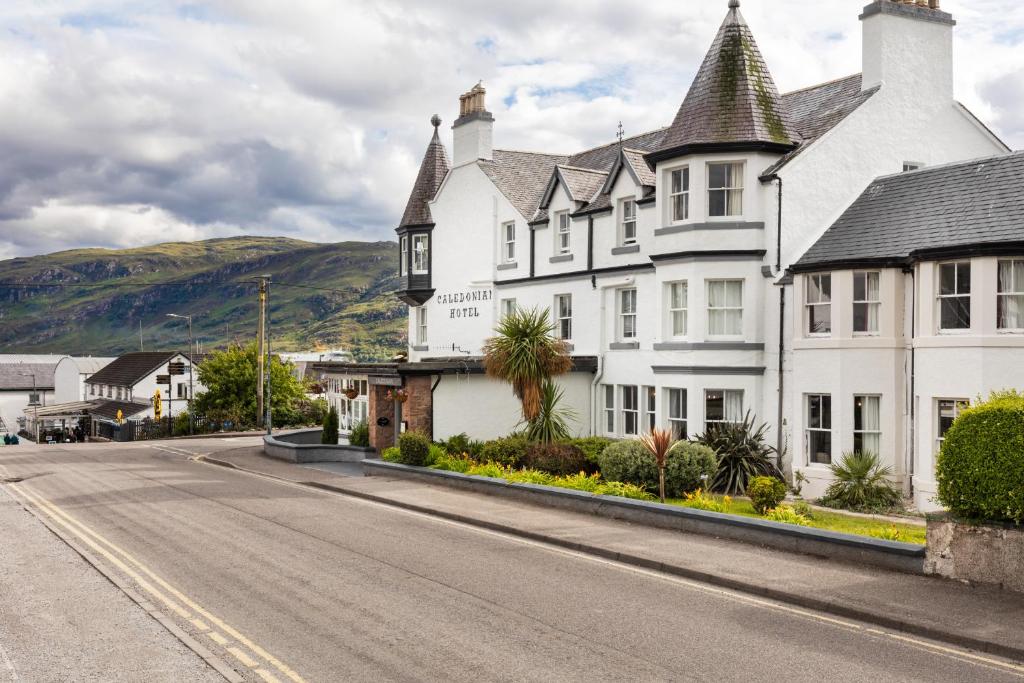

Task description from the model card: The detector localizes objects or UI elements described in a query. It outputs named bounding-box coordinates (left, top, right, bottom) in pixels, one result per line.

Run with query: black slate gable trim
left=646, top=141, right=797, bottom=166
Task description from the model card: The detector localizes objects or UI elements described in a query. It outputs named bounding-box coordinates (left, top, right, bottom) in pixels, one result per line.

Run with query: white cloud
left=0, top=0, right=1020, bottom=258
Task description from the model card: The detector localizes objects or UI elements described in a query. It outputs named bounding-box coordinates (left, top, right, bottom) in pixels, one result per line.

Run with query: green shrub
left=439, top=433, right=485, bottom=459
left=397, top=432, right=431, bottom=466
left=506, top=469, right=557, bottom=486
left=664, top=441, right=718, bottom=496
left=430, top=452, right=473, bottom=473
left=522, top=442, right=589, bottom=476
left=598, top=440, right=657, bottom=488
left=819, top=451, right=902, bottom=513
left=937, top=391, right=1024, bottom=523
left=682, top=489, right=732, bottom=513
left=321, top=407, right=339, bottom=444
left=792, top=501, right=814, bottom=520
left=764, top=504, right=811, bottom=526
left=381, top=446, right=401, bottom=463
left=426, top=444, right=447, bottom=467
left=349, top=420, right=370, bottom=448
left=570, top=437, right=615, bottom=467
left=467, top=461, right=509, bottom=478
left=747, top=476, right=788, bottom=514
left=696, top=412, right=782, bottom=494
left=481, top=436, right=530, bottom=467
left=596, top=481, right=655, bottom=501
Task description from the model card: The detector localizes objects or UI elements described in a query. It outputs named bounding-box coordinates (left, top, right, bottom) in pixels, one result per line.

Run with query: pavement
left=0, top=438, right=1023, bottom=682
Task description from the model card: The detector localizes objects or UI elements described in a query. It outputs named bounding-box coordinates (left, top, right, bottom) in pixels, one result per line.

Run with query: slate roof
left=650, top=2, right=795, bottom=161
left=480, top=150, right=567, bottom=220
left=556, top=166, right=608, bottom=204
left=0, top=362, right=57, bottom=391
left=86, top=352, right=179, bottom=387
left=91, top=400, right=150, bottom=420
left=793, top=152, right=1024, bottom=271
left=399, top=120, right=451, bottom=228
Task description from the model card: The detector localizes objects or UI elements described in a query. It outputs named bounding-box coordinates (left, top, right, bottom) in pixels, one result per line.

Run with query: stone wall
left=368, top=385, right=396, bottom=451
left=925, top=517, right=1024, bottom=593
left=403, top=375, right=433, bottom=438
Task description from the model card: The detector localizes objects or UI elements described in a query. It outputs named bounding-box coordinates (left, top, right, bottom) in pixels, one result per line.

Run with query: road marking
left=7, top=483, right=306, bottom=683
left=208, top=632, right=229, bottom=647
left=191, top=460, right=1024, bottom=676
left=255, top=669, right=282, bottom=683
left=191, top=618, right=211, bottom=632
left=228, top=647, right=259, bottom=669
left=149, top=444, right=205, bottom=457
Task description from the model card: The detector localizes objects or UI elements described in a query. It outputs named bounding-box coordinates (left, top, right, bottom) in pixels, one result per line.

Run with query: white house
left=0, top=355, right=61, bottom=435
left=53, top=356, right=116, bottom=404
left=83, top=351, right=205, bottom=425
left=789, top=152, right=1024, bottom=510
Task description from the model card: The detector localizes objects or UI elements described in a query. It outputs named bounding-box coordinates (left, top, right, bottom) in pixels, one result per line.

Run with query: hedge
left=936, top=391, right=1024, bottom=524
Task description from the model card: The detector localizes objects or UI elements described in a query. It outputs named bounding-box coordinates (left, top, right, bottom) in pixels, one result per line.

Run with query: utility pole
left=257, top=277, right=267, bottom=428
left=265, top=276, right=273, bottom=435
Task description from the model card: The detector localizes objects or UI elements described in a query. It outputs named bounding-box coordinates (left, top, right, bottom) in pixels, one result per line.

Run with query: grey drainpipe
left=587, top=216, right=594, bottom=271
left=430, top=374, right=442, bottom=439
left=529, top=226, right=536, bottom=278
left=771, top=174, right=786, bottom=468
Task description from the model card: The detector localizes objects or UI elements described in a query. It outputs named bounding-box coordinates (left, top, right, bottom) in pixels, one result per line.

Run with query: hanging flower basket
left=344, top=388, right=359, bottom=400
left=386, top=388, right=409, bottom=404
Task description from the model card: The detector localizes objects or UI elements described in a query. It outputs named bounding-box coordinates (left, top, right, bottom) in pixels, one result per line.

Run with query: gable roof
left=540, top=165, right=609, bottom=209
left=761, top=74, right=880, bottom=178
left=0, top=362, right=57, bottom=391
left=793, top=151, right=1024, bottom=272
left=399, top=117, right=451, bottom=228
left=480, top=150, right=567, bottom=220
left=649, top=1, right=796, bottom=163
left=86, top=352, right=179, bottom=387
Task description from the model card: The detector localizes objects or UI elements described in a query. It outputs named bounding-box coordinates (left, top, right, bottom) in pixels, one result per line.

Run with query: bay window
left=938, top=262, right=970, bottom=331
left=603, top=385, right=616, bottom=435
left=853, top=395, right=881, bottom=456
left=644, top=387, right=657, bottom=432
left=667, top=281, right=688, bottom=339
left=853, top=271, right=881, bottom=334
left=997, top=259, right=1024, bottom=331
left=708, top=162, right=743, bottom=217
left=706, top=389, right=743, bottom=428
left=806, top=273, right=832, bottom=336
left=412, top=234, right=430, bottom=274
left=667, top=388, right=687, bottom=440
left=806, top=394, right=832, bottom=465
left=400, top=235, right=409, bottom=276
left=622, top=386, right=639, bottom=436
left=707, top=280, right=743, bottom=337
left=670, top=167, right=690, bottom=222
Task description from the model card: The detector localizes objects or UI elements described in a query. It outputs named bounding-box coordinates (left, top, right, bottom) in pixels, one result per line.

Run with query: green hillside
left=0, top=237, right=406, bottom=361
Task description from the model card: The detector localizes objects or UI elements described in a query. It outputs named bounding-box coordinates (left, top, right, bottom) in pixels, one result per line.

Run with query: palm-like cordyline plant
left=483, top=307, right=572, bottom=422
left=640, top=428, right=677, bottom=503
left=523, top=381, right=578, bottom=443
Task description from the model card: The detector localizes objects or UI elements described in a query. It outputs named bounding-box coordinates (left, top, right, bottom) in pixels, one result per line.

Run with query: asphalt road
left=1, top=438, right=1022, bottom=683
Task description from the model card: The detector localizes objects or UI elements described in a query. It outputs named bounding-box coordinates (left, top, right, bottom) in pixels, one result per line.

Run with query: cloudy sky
left=0, top=0, right=1021, bottom=260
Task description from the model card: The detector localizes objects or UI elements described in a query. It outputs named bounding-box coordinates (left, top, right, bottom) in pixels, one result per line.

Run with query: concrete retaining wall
left=363, top=460, right=926, bottom=574
left=925, top=517, right=1024, bottom=592
left=264, top=429, right=375, bottom=464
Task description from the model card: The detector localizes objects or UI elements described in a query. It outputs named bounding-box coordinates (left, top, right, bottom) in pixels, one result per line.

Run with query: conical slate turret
left=399, top=116, right=451, bottom=228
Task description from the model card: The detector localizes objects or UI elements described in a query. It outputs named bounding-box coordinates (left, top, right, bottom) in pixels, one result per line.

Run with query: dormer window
left=620, top=199, right=637, bottom=246
left=708, top=162, right=743, bottom=218
left=555, top=211, right=571, bottom=254
left=670, top=167, right=690, bottom=222
left=412, top=235, right=430, bottom=274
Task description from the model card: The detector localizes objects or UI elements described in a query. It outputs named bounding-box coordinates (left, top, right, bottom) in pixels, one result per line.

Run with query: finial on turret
left=431, top=114, right=441, bottom=129
left=729, top=0, right=740, bottom=8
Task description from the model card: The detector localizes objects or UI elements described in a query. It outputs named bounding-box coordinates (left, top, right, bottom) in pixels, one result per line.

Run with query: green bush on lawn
left=598, top=439, right=716, bottom=498
left=397, top=432, right=432, bottom=467
left=747, top=476, right=788, bottom=514
left=937, top=390, right=1024, bottom=524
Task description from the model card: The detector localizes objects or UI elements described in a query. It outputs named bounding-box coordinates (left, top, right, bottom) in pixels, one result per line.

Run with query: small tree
left=322, top=406, right=339, bottom=445
left=640, top=428, right=676, bottom=503
left=483, top=307, right=572, bottom=423
left=523, top=381, right=577, bottom=443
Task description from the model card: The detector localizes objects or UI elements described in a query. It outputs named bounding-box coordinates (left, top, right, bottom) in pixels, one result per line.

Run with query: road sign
left=157, top=375, right=171, bottom=385
left=153, top=391, right=163, bottom=420
left=168, top=362, right=186, bottom=376
left=116, top=409, right=124, bottom=425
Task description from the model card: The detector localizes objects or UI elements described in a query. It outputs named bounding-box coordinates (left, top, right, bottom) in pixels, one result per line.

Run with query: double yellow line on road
left=2, top=472, right=305, bottom=683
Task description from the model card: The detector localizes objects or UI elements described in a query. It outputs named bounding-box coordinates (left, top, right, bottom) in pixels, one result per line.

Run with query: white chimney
left=861, top=0, right=954, bottom=101
left=452, top=82, right=493, bottom=166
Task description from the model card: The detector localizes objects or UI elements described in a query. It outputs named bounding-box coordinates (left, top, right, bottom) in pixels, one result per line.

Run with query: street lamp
left=167, top=313, right=195, bottom=436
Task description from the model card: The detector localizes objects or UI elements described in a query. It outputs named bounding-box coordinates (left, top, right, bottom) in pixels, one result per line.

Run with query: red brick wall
left=368, top=385, right=396, bottom=451
left=403, top=375, right=434, bottom=439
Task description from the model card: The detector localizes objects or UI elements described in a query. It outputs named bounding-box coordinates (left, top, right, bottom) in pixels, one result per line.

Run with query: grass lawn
left=664, top=496, right=927, bottom=545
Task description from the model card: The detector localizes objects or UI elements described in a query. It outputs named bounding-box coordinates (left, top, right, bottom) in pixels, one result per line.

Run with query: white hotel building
left=330, top=0, right=1021, bottom=510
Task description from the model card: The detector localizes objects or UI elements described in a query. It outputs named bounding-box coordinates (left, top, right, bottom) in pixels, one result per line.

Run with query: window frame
left=707, top=161, right=744, bottom=219
left=667, top=281, right=688, bottom=340
left=853, top=395, right=882, bottom=457
left=399, top=235, right=409, bottom=276
left=669, top=166, right=690, bottom=223
left=415, top=306, right=428, bottom=346
left=603, top=385, right=616, bottom=436
left=936, top=398, right=970, bottom=453
left=620, top=198, right=638, bottom=246
left=997, top=259, right=1024, bottom=332
left=806, top=393, right=833, bottom=466
left=667, top=388, right=687, bottom=441
left=706, top=279, right=744, bottom=339
left=621, top=385, right=639, bottom=437
left=500, top=298, right=517, bottom=320
left=411, top=234, right=430, bottom=275
left=555, top=211, right=571, bottom=255
left=937, top=261, right=971, bottom=332
left=805, top=273, right=832, bottom=337
left=853, top=271, right=881, bottom=336
left=705, top=389, right=743, bottom=429
left=502, top=221, right=516, bottom=264
left=643, top=386, right=657, bottom=433
left=618, top=288, right=638, bottom=341
left=554, top=293, right=572, bottom=341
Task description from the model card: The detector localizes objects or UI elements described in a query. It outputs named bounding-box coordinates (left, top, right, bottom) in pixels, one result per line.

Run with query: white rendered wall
left=0, top=391, right=53, bottom=433
left=432, top=373, right=593, bottom=442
